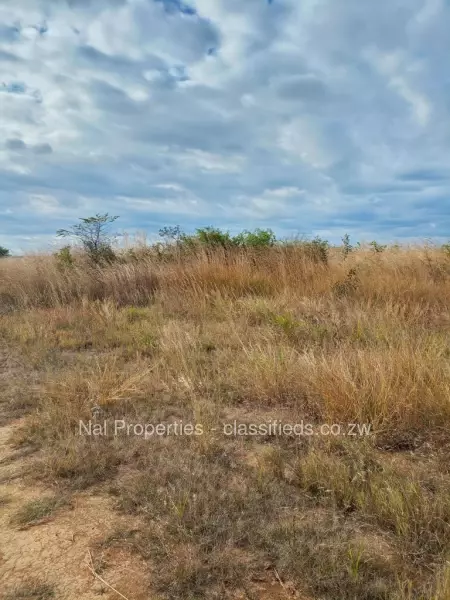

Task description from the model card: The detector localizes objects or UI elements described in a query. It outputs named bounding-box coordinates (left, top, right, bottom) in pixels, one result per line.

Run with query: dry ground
left=0, top=244, right=449, bottom=599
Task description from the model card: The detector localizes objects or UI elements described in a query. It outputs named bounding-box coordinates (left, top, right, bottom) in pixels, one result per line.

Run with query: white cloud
left=390, top=76, right=431, bottom=126
left=1, top=0, right=450, bottom=250
left=278, top=118, right=342, bottom=169
left=176, top=149, right=245, bottom=172
left=28, top=194, right=60, bottom=214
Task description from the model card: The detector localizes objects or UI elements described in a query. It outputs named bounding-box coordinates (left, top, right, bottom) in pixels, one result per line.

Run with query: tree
left=57, top=213, right=119, bottom=263
left=158, top=225, right=184, bottom=243
left=0, top=246, right=10, bottom=258
left=341, top=233, right=353, bottom=259
left=233, top=228, right=276, bottom=248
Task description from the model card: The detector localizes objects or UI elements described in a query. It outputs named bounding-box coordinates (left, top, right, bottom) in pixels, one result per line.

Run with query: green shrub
left=333, top=268, right=359, bottom=297
left=195, top=226, right=235, bottom=248
left=301, top=236, right=330, bottom=264
left=54, top=245, right=74, bottom=269
left=157, top=226, right=277, bottom=253
left=270, top=312, right=302, bottom=335
left=234, top=228, right=276, bottom=248
left=370, top=240, right=387, bottom=254
left=342, top=234, right=353, bottom=259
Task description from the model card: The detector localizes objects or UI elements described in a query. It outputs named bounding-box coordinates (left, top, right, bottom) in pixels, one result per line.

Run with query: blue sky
left=1, top=0, right=450, bottom=252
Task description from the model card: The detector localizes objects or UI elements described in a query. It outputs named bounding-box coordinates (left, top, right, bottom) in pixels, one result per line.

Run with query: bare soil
left=0, top=419, right=150, bottom=600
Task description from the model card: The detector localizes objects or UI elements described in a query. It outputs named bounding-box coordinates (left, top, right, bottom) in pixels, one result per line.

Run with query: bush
left=342, top=234, right=353, bottom=259
left=54, top=245, right=74, bottom=269
left=234, top=228, right=276, bottom=248
left=195, top=226, right=235, bottom=248
left=370, top=240, right=387, bottom=254
left=0, top=245, right=10, bottom=258
left=157, top=226, right=277, bottom=253
left=301, top=236, right=330, bottom=264
left=442, top=242, right=450, bottom=259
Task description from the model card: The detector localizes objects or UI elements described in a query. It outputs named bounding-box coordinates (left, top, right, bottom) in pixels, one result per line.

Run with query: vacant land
left=0, top=243, right=449, bottom=599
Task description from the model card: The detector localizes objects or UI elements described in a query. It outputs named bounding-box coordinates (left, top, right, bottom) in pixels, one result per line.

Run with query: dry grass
left=3, top=578, right=55, bottom=600
left=1, top=244, right=450, bottom=599
left=10, top=494, right=70, bottom=527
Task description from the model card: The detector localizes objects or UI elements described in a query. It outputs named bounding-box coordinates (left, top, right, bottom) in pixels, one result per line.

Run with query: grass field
left=1, top=243, right=449, bottom=599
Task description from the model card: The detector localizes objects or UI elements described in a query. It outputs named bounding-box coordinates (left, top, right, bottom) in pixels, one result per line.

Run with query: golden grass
left=1, top=244, right=450, bottom=599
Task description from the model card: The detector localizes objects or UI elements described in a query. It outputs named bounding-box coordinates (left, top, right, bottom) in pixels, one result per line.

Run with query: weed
left=333, top=267, right=359, bottom=296
left=10, top=495, right=69, bottom=527
left=270, top=312, right=302, bottom=334
left=370, top=240, right=387, bottom=253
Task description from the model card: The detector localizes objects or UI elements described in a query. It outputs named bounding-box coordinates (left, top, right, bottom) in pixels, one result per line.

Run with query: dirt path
left=0, top=420, right=150, bottom=600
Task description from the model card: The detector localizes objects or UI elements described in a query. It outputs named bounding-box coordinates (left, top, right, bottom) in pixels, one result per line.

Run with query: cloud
left=275, top=74, right=329, bottom=103
left=6, top=138, right=27, bottom=151
left=0, top=49, right=22, bottom=62
left=4, top=138, right=53, bottom=155
left=33, top=142, right=53, bottom=154
left=1, top=0, right=450, bottom=253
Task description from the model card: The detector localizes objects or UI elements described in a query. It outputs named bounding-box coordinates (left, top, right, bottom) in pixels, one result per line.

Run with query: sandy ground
left=0, top=419, right=150, bottom=600
left=0, top=347, right=304, bottom=600
left=0, top=419, right=305, bottom=600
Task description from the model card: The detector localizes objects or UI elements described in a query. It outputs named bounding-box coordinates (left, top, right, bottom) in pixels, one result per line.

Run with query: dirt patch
left=0, top=420, right=150, bottom=600
left=0, top=348, right=40, bottom=427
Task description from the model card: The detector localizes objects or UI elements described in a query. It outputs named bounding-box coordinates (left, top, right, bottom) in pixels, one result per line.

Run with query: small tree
left=57, top=213, right=119, bottom=263
left=158, top=225, right=184, bottom=244
left=341, top=233, right=353, bottom=259
left=0, top=246, right=10, bottom=258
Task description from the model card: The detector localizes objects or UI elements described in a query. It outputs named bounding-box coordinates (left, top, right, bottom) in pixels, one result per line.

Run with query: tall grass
left=2, top=244, right=449, bottom=309
left=1, top=243, right=450, bottom=599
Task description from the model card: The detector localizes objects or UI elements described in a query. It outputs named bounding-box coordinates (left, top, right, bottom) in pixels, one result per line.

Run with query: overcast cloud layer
left=1, top=0, right=450, bottom=252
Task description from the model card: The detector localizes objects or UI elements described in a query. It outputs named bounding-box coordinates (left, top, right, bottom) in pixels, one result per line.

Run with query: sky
left=1, top=0, right=450, bottom=253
